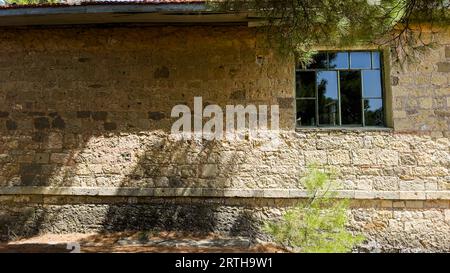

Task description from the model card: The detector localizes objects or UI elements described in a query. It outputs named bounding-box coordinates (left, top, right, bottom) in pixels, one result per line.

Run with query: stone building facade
left=0, top=3, right=449, bottom=252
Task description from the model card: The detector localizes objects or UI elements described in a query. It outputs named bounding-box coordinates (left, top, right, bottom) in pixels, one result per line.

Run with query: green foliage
left=210, top=0, right=450, bottom=65
left=264, top=167, right=364, bottom=253
left=137, top=231, right=150, bottom=243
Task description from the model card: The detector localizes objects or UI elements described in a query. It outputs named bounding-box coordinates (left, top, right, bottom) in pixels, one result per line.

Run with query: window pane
left=340, top=71, right=362, bottom=125
left=307, top=53, right=328, bottom=69
left=296, top=99, right=316, bottom=126
left=350, top=52, right=371, bottom=69
left=362, top=70, right=382, bottom=98
left=372, top=52, right=381, bottom=69
left=296, top=72, right=316, bottom=98
left=329, top=52, right=349, bottom=69
left=364, top=99, right=384, bottom=126
left=317, top=71, right=339, bottom=125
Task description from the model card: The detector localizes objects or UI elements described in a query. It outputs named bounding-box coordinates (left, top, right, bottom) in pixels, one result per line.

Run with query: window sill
left=295, top=126, right=393, bottom=132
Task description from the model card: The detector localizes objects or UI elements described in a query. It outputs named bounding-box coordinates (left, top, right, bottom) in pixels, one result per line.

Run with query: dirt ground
left=0, top=232, right=286, bottom=253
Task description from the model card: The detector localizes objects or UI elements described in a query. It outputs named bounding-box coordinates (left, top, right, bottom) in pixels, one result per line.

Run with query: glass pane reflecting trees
left=296, top=51, right=385, bottom=127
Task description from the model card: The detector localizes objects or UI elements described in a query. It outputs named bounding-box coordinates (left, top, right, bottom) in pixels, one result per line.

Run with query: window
left=296, top=51, right=385, bottom=127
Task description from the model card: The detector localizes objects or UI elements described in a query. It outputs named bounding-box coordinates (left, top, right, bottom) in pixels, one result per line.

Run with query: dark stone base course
left=1, top=197, right=449, bottom=252
left=0, top=203, right=263, bottom=243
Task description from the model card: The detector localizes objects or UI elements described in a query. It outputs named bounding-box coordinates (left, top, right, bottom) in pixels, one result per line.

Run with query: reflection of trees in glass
left=296, top=100, right=315, bottom=126
left=297, top=51, right=385, bottom=127
left=340, top=71, right=362, bottom=125
left=297, top=72, right=316, bottom=97
left=364, top=101, right=384, bottom=126
left=317, top=79, right=338, bottom=125
left=307, top=53, right=327, bottom=69
left=328, top=52, right=349, bottom=69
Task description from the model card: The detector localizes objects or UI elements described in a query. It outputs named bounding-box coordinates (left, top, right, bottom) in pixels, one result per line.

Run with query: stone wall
left=390, top=26, right=450, bottom=136
left=0, top=25, right=449, bottom=252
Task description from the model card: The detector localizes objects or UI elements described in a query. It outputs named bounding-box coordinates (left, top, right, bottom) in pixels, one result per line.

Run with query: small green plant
left=264, top=166, right=364, bottom=253
left=137, top=231, right=150, bottom=243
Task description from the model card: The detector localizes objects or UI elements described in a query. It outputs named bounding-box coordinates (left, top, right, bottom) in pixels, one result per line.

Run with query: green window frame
left=296, top=51, right=385, bottom=128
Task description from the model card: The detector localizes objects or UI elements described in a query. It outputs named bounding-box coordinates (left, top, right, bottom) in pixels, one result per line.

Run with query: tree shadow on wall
left=99, top=136, right=263, bottom=240
left=0, top=26, right=271, bottom=241
left=0, top=124, right=87, bottom=241
left=0, top=123, right=264, bottom=241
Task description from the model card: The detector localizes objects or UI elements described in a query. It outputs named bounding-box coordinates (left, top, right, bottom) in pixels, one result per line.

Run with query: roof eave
left=0, top=3, right=256, bottom=26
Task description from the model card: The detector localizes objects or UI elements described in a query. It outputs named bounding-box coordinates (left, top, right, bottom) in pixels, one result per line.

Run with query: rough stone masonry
left=0, top=25, right=449, bottom=252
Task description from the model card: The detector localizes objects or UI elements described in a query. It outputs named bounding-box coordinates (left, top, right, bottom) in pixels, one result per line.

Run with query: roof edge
left=0, top=3, right=257, bottom=26
left=0, top=1, right=205, bottom=9
left=0, top=3, right=209, bottom=16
